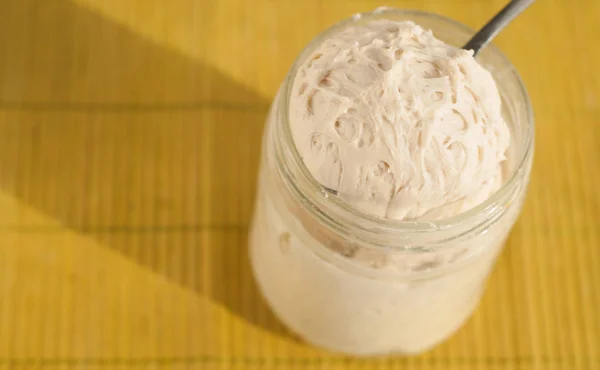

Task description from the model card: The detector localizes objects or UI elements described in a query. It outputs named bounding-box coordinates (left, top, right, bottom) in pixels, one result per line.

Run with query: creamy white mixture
left=290, top=20, right=509, bottom=220
left=250, top=18, right=519, bottom=356
left=251, top=180, right=513, bottom=355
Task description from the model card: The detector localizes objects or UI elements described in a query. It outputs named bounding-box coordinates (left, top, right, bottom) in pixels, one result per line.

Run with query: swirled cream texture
left=290, top=20, right=510, bottom=220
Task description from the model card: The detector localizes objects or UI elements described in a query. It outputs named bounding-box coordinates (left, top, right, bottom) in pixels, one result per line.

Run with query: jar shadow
left=0, top=0, right=299, bottom=343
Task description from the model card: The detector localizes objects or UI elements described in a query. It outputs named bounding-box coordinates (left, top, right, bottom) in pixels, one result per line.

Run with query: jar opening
left=274, top=9, right=534, bottom=248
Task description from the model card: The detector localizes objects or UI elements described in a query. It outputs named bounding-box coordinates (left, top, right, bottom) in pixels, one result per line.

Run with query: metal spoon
left=321, top=0, right=534, bottom=196
left=463, top=0, right=535, bottom=56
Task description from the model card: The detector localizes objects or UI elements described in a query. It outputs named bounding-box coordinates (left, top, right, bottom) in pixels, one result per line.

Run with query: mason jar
left=249, top=9, right=534, bottom=356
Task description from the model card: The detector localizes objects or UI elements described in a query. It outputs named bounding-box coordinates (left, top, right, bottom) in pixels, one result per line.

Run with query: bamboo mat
left=0, top=0, right=598, bottom=369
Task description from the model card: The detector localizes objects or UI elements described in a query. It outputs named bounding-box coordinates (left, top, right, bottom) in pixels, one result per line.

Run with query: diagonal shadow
left=0, top=0, right=296, bottom=341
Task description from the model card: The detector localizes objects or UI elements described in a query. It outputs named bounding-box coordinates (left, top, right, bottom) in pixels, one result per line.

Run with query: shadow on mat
left=0, top=0, right=297, bottom=343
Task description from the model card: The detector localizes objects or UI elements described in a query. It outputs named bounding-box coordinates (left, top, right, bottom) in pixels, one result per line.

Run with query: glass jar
left=249, top=9, right=534, bottom=356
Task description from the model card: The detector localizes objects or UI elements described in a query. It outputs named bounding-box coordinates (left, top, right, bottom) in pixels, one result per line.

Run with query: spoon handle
left=463, top=0, right=535, bottom=56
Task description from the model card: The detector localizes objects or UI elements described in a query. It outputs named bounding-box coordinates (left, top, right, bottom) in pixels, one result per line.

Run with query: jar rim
left=276, top=8, right=534, bottom=241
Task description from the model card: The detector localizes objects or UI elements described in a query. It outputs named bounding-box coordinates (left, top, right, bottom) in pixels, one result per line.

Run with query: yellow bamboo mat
left=0, top=0, right=598, bottom=369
